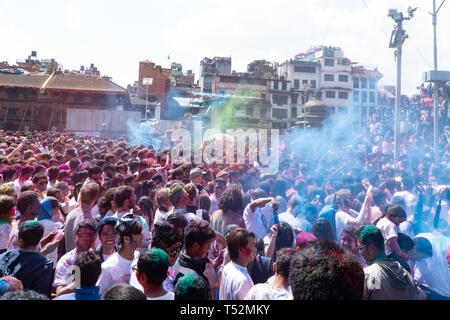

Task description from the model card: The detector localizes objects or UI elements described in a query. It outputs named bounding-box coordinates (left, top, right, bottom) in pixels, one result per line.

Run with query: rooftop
left=0, top=73, right=127, bottom=93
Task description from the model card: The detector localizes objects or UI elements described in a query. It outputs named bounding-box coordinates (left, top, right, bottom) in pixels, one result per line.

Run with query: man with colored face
left=357, top=225, right=418, bottom=300
left=219, top=228, right=257, bottom=300
left=112, top=186, right=150, bottom=249
left=54, top=219, right=97, bottom=297
left=172, top=220, right=217, bottom=300
left=32, top=173, right=48, bottom=200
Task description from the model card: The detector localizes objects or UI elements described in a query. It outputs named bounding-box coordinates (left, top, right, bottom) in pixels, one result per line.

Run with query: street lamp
left=387, top=7, right=415, bottom=161
left=142, top=77, right=153, bottom=120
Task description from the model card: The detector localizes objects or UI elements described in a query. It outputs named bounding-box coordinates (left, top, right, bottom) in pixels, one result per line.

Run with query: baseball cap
left=190, top=168, right=205, bottom=179
left=115, top=213, right=139, bottom=237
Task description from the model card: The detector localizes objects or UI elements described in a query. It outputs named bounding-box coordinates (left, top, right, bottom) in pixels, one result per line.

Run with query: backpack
left=318, top=204, right=337, bottom=235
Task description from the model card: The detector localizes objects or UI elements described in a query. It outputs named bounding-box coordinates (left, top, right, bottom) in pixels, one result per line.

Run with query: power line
left=362, top=0, right=432, bottom=69
left=360, top=0, right=390, bottom=40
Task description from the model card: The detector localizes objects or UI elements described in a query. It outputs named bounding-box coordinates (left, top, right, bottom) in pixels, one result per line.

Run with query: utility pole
left=388, top=7, right=415, bottom=161
left=143, top=77, right=153, bottom=120
left=432, top=0, right=439, bottom=164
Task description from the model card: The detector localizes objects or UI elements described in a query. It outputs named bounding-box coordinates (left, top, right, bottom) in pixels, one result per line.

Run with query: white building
left=351, top=66, right=383, bottom=120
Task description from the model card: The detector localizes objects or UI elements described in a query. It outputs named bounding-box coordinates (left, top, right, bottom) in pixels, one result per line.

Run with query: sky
left=0, top=0, right=449, bottom=95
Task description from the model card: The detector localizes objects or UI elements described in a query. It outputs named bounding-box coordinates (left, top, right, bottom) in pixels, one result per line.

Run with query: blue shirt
left=55, top=286, right=101, bottom=300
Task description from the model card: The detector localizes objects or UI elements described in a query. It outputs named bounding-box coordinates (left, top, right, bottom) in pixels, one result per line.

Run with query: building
left=0, top=71, right=128, bottom=131
left=199, top=57, right=232, bottom=93
left=351, top=65, right=384, bottom=120
left=170, top=63, right=195, bottom=87
left=276, top=59, right=321, bottom=128
left=137, top=60, right=171, bottom=113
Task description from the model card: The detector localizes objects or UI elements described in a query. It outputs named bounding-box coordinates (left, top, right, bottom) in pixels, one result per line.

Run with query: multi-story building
left=351, top=66, right=383, bottom=120
left=199, top=57, right=232, bottom=93
left=137, top=60, right=171, bottom=114
left=276, top=59, right=321, bottom=127
left=170, top=62, right=195, bottom=87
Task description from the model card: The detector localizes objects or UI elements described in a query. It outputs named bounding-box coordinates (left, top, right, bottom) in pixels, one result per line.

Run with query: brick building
left=137, top=61, right=171, bottom=113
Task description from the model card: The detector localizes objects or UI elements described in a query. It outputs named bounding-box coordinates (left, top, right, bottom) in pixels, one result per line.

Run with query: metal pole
left=145, top=84, right=149, bottom=120
left=432, top=0, right=439, bottom=164
left=394, top=45, right=402, bottom=161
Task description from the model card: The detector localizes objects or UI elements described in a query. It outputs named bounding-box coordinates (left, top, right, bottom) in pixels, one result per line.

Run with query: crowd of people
left=0, top=83, right=449, bottom=301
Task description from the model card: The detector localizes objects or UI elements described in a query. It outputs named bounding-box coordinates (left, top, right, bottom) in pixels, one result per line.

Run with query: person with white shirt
left=245, top=247, right=293, bottom=300
left=134, top=248, right=174, bottom=300
left=54, top=219, right=97, bottom=297
left=279, top=195, right=311, bottom=232
left=96, top=214, right=143, bottom=295
left=243, top=189, right=278, bottom=240
left=219, top=228, right=256, bottom=300
left=334, top=187, right=373, bottom=240
left=376, top=205, right=409, bottom=262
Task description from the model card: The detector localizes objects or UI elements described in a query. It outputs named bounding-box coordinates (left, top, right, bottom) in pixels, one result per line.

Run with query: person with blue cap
left=36, top=196, right=63, bottom=268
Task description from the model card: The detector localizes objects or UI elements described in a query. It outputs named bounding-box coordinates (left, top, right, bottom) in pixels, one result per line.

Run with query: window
left=294, top=79, right=299, bottom=89
left=302, top=80, right=308, bottom=85
left=246, top=107, right=253, bottom=117
left=294, top=66, right=316, bottom=73
left=274, top=80, right=279, bottom=90
left=272, top=108, right=288, bottom=119
left=362, top=91, right=367, bottom=103
left=282, top=81, right=287, bottom=90
left=369, top=91, right=375, bottom=103
left=272, top=94, right=288, bottom=106
left=261, top=93, right=266, bottom=99
left=338, top=92, right=348, bottom=99
left=291, top=107, right=297, bottom=118
left=291, top=93, right=299, bottom=104
left=324, top=59, right=334, bottom=66
left=325, top=91, right=335, bottom=99
left=260, top=107, right=267, bottom=119
left=338, top=75, right=348, bottom=82
left=361, top=78, right=367, bottom=89
left=353, top=91, right=359, bottom=103
left=310, top=80, right=316, bottom=88
left=353, top=77, right=359, bottom=89
left=369, top=78, right=376, bottom=89
left=324, top=74, right=334, bottom=81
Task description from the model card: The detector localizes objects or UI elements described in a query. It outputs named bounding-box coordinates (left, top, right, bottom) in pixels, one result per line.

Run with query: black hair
left=101, top=283, right=147, bottom=300
left=174, top=274, right=209, bottom=300
left=227, top=228, right=256, bottom=260
left=32, top=172, right=47, bottom=184
left=274, top=222, right=294, bottom=254
left=18, top=221, right=44, bottom=247
left=87, top=165, right=102, bottom=178
left=75, top=219, right=97, bottom=235
left=113, top=185, right=134, bottom=208
left=275, top=248, right=294, bottom=278
left=184, top=220, right=216, bottom=250
left=218, top=186, right=244, bottom=214
left=312, top=218, right=336, bottom=242
left=397, top=233, right=415, bottom=252
left=74, top=251, right=102, bottom=287
left=151, top=222, right=178, bottom=250
left=289, top=240, right=364, bottom=300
